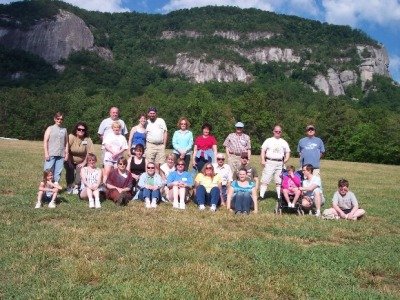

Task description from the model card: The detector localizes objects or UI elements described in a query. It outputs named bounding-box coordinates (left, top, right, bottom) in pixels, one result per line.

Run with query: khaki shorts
left=145, top=142, right=166, bottom=165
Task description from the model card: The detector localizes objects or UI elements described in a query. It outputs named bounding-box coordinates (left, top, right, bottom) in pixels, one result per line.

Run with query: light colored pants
left=261, top=160, right=283, bottom=185
left=227, top=154, right=241, bottom=174
left=145, top=142, right=166, bottom=165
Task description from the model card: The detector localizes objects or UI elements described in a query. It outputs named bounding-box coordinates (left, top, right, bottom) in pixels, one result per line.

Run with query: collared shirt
left=261, top=137, right=290, bottom=160
left=172, top=129, right=193, bottom=155
left=223, top=132, right=251, bottom=155
left=146, top=118, right=167, bottom=144
left=212, top=163, right=233, bottom=185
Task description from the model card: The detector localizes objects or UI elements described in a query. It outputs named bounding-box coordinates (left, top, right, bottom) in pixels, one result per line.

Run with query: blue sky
left=1, top=0, right=399, bottom=82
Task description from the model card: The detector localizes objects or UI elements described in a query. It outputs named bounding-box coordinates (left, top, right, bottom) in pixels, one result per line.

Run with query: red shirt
left=195, top=135, right=217, bottom=154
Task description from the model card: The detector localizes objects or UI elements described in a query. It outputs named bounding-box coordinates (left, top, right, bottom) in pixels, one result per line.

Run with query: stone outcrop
left=213, top=31, right=241, bottom=41
left=160, top=30, right=275, bottom=41
left=161, top=30, right=202, bottom=39
left=0, top=10, right=113, bottom=64
left=246, top=31, right=275, bottom=41
left=314, top=69, right=358, bottom=96
left=357, top=45, right=389, bottom=88
left=234, top=47, right=301, bottom=64
left=157, top=53, right=252, bottom=83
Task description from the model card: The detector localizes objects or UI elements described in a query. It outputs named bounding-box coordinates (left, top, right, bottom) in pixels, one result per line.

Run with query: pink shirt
left=282, top=175, right=301, bottom=192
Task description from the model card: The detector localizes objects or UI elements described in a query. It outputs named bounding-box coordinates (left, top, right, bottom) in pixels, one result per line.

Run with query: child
left=281, top=165, right=301, bottom=208
left=35, top=170, right=60, bottom=208
left=80, top=153, right=102, bottom=208
left=323, top=179, right=365, bottom=220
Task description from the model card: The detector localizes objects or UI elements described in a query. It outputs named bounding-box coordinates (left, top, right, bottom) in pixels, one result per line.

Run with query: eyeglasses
left=217, top=158, right=225, bottom=161
left=147, top=166, right=155, bottom=169
left=118, top=163, right=127, bottom=166
left=56, top=117, right=63, bottom=121
left=77, top=128, right=86, bottom=132
left=307, top=128, right=315, bottom=131
left=274, top=131, right=282, bottom=133
left=205, top=167, right=213, bottom=169
left=177, top=164, right=185, bottom=166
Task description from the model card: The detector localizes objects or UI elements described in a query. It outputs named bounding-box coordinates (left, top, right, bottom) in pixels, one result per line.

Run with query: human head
left=306, top=124, right=316, bottom=137
left=166, top=153, right=175, bottom=166
left=338, top=178, right=349, bottom=195
left=87, top=153, right=97, bottom=164
left=202, top=162, right=215, bottom=176
left=53, top=112, right=64, bottom=124
left=201, top=123, right=212, bottom=136
left=117, top=157, right=128, bottom=170
left=176, top=159, right=185, bottom=171
left=138, top=114, right=147, bottom=126
left=273, top=125, right=282, bottom=138
left=177, top=117, right=191, bottom=129
left=237, top=168, right=248, bottom=181
left=131, top=143, right=144, bottom=156
left=146, top=161, right=156, bottom=174
left=287, top=165, right=295, bottom=173
left=216, top=153, right=225, bottom=166
left=235, top=122, right=244, bottom=134
left=43, top=169, right=53, bottom=182
left=109, top=107, right=119, bottom=120
left=302, top=164, right=314, bottom=176
left=112, top=121, right=121, bottom=134
left=147, top=107, right=157, bottom=121
left=240, top=152, right=249, bottom=164
left=73, top=121, right=89, bottom=138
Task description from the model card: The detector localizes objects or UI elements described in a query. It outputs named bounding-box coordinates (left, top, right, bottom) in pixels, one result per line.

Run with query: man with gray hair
left=212, top=153, right=233, bottom=206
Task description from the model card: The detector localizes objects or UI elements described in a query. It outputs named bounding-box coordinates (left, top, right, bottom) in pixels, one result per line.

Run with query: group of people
left=34, top=107, right=365, bottom=220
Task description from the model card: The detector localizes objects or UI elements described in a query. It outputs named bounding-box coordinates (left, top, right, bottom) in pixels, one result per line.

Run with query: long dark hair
left=73, top=121, right=89, bottom=138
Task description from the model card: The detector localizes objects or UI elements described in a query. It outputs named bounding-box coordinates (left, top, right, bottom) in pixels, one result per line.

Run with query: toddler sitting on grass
left=35, top=170, right=61, bottom=208
left=323, top=178, right=365, bottom=220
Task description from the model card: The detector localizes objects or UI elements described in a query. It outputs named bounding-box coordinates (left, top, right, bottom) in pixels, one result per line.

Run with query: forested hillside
left=0, top=0, right=399, bottom=164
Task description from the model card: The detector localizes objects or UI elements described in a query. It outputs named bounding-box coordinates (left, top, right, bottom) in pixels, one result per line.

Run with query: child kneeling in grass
left=35, top=170, right=61, bottom=208
left=323, top=178, right=365, bottom=220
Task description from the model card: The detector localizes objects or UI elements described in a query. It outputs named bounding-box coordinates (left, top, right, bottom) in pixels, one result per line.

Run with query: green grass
left=1, top=139, right=400, bottom=299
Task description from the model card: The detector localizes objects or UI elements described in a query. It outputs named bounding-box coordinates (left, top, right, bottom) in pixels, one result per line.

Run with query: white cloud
left=389, top=55, right=400, bottom=83
left=322, top=0, right=400, bottom=27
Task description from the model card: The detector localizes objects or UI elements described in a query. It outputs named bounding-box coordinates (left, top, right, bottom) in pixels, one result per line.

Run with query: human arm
left=43, top=127, right=51, bottom=161
left=64, top=129, right=69, bottom=161
left=252, top=186, right=258, bottom=213
left=226, top=185, right=234, bottom=211
left=212, top=144, right=218, bottom=163
left=260, top=148, right=266, bottom=165
left=127, top=127, right=137, bottom=153
left=283, top=151, right=290, bottom=164
left=192, top=144, right=198, bottom=166
left=163, top=130, right=168, bottom=147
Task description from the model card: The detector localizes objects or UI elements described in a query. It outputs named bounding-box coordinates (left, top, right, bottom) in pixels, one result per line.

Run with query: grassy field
left=1, top=139, right=399, bottom=299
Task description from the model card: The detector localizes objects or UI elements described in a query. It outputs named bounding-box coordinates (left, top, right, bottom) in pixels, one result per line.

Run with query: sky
left=1, top=0, right=399, bottom=82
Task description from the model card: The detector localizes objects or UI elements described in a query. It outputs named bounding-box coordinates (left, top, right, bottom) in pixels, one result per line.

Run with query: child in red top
left=282, top=165, right=301, bottom=208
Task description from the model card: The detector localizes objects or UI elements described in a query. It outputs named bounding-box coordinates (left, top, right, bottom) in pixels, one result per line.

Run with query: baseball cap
left=235, top=122, right=244, bottom=128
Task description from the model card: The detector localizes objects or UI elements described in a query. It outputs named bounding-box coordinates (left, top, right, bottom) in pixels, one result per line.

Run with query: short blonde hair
left=112, top=121, right=121, bottom=129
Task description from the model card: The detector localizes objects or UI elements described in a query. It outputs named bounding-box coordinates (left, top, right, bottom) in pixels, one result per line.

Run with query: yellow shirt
left=68, top=134, right=94, bottom=164
left=195, top=173, right=222, bottom=193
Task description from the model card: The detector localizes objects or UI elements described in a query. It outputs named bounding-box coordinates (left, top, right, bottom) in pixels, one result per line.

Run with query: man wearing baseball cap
left=223, top=121, right=251, bottom=174
left=297, top=124, right=325, bottom=176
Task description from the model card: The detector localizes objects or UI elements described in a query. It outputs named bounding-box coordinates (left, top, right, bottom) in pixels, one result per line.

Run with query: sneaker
left=72, top=187, right=79, bottom=195
left=145, top=199, right=151, bottom=208
left=235, top=211, right=242, bottom=215
left=66, top=186, right=73, bottom=194
left=35, top=201, right=42, bottom=209
left=242, top=211, right=249, bottom=215
left=210, top=204, right=217, bottom=212
left=89, top=199, right=95, bottom=209
left=150, top=199, right=157, bottom=208
left=160, top=196, right=168, bottom=203
left=48, top=201, right=56, bottom=208
left=173, top=200, right=179, bottom=209
left=179, top=202, right=186, bottom=210
left=94, top=199, right=101, bottom=209
left=315, top=210, right=321, bottom=218
left=198, top=204, right=205, bottom=211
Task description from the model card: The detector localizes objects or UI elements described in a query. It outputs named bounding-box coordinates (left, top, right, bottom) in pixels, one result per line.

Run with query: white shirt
left=212, top=163, right=233, bottom=185
left=98, top=117, right=128, bottom=140
left=261, top=137, right=290, bottom=160
left=146, top=118, right=167, bottom=144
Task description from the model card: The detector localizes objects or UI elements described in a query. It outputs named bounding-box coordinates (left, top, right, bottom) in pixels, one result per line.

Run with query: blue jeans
left=233, top=191, right=252, bottom=213
left=194, top=156, right=212, bottom=173
left=138, top=188, right=161, bottom=201
left=195, top=185, right=220, bottom=206
left=44, top=156, right=64, bottom=183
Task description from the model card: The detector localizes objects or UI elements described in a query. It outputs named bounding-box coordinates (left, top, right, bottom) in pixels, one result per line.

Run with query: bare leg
left=292, top=189, right=301, bottom=205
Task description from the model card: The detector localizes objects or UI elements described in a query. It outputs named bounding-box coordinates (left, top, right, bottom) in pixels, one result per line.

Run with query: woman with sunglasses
left=43, top=112, right=68, bottom=189
left=166, top=159, right=194, bottom=209
left=105, top=157, right=133, bottom=206
left=65, top=121, right=94, bottom=195
left=172, top=117, right=193, bottom=171
left=194, top=163, right=222, bottom=211
left=138, top=162, right=164, bottom=208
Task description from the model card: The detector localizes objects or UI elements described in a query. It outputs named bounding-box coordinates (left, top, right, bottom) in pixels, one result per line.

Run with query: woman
left=43, top=112, right=68, bottom=189
left=227, top=168, right=258, bottom=215
left=193, top=123, right=217, bottom=173
left=80, top=153, right=102, bottom=208
left=127, top=114, right=146, bottom=154
left=138, top=162, right=164, bottom=208
left=102, top=121, right=128, bottom=184
left=172, top=117, right=193, bottom=170
left=65, top=121, right=94, bottom=194
left=166, top=159, right=194, bottom=209
left=106, top=157, right=133, bottom=206
left=127, top=144, right=146, bottom=194
left=194, top=163, right=222, bottom=211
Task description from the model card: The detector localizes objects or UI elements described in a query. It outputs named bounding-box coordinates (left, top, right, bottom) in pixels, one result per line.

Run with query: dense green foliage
left=0, top=1, right=399, bottom=164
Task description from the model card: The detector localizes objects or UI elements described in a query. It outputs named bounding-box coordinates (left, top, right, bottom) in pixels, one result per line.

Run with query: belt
left=267, top=158, right=283, bottom=162
left=147, top=141, right=163, bottom=145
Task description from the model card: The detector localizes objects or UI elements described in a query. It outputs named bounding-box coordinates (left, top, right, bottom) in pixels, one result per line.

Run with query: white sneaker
left=72, top=187, right=79, bottom=195
left=173, top=200, right=179, bottom=208
left=94, top=199, right=101, bottom=209
left=315, top=210, right=321, bottom=217
left=151, top=199, right=157, bottom=208
left=199, top=204, right=205, bottom=211
left=179, top=202, right=186, bottom=210
left=145, top=199, right=151, bottom=208
left=67, top=187, right=73, bottom=194
left=48, top=201, right=56, bottom=208
left=35, top=201, right=42, bottom=209
left=89, top=199, right=95, bottom=209
left=210, top=204, right=217, bottom=212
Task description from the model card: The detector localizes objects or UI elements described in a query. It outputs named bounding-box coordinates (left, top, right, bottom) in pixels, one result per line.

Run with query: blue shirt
left=167, top=171, right=194, bottom=187
left=297, top=136, right=325, bottom=168
left=172, top=130, right=193, bottom=155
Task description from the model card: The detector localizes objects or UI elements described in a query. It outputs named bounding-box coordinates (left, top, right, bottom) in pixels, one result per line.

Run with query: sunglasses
left=56, top=117, right=63, bottom=121
left=177, top=164, right=185, bottom=166
left=118, top=163, right=127, bottom=166
left=147, top=166, right=155, bottom=169
left=77, top=128, right=86, bottom=131
left=217, top=158, right=225, bottom=161
left=307, top=128, right=315, bottom=131
left=274, top=131, right=282, bottom=133
left=205, top=167, right=213, bottom=169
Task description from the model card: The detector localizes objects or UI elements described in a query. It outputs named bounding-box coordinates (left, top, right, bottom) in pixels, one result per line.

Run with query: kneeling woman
left=194, top=163, right=222, bottom=212
left=105, top=157, right=133, bottom=205
left=138, top=162, right=164, bottom=208
left=80, top=153, right=102, bottom=209
left=227, top=168, right=258, bottom=214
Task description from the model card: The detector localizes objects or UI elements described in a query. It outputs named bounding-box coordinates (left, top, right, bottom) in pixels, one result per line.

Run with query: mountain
left=0, top=0, right=399, bottom=164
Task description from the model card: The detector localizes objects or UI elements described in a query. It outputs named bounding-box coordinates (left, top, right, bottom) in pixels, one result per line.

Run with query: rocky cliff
left=0, top=10, right=112, bottom=65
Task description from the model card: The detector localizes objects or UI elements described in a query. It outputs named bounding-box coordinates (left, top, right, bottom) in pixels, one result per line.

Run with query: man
left=234, top=152, right=259, bottom=191
left=223, top=122, right=251, bottom=174
left=300, top=164, right=325, bottom=217
left=212, top=153, right=233, bottom=206
left=145, top=107, right=168, bottom=173
left=98, top=107, right=128, bottom=141
left=297, top=124, right=325, bottom=176
left=259, top=125, right=290, bottom=199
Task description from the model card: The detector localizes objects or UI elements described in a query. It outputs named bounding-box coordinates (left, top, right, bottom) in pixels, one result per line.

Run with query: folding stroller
left=275, top=168, right=304, bottom=215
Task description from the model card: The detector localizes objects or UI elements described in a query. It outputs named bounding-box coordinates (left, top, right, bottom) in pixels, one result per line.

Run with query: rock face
left=234, top=47, right=301, bottom=64
left=357, top=45, right=389, bottom=88
left=158, top=53, right=252, bottom=83
left=314, top=69, right=357, bottom=96
left=0, top=10, right=113, bottom=64
left=161, top=30, right=202, bottom=39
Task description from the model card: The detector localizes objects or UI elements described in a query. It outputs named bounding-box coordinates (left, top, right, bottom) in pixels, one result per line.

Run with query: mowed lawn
left=0, top=139, right=399, bottom=299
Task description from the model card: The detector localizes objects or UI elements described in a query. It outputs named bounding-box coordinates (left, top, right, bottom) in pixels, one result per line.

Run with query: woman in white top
left=80, top=153, right=102, bottom=209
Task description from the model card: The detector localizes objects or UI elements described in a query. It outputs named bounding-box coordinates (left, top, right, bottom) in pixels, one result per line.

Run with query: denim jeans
left=194, top=156, right=212, bottom=173
left=138, top=188, right=161, bottom=200
left=64, top=161, right=82, bottom=186
left=44, top=156, right=64, bottom=183
left=233, top=191, right=252, bottom=213
left=195, top=185, right=220, bottom=206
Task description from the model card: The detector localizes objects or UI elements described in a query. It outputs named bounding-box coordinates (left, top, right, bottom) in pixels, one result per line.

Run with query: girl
left=80, top=153, right=102, bottom=208
left=281, top=165, right=301, bottom=208
left=35, top=170, right=60, bottom=208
